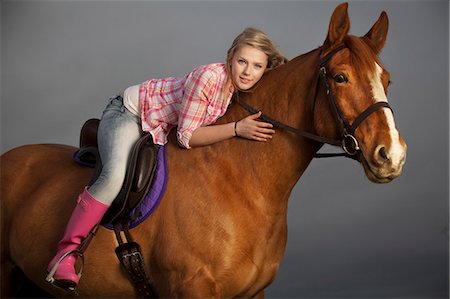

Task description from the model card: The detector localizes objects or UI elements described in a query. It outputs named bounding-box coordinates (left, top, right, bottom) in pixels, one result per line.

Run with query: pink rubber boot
left=46, top=187, right=109, bottom=289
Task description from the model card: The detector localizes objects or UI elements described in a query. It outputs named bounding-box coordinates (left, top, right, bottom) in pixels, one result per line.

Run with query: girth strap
left=113, top=223, right=155, bottom=298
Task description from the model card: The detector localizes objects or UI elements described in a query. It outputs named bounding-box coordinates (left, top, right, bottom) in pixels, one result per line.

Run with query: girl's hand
left=235, top=112, right=275, bottom=141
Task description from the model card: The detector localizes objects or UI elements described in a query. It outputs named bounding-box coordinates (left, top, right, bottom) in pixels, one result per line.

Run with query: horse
left=1, top=3, right=406, bottom=298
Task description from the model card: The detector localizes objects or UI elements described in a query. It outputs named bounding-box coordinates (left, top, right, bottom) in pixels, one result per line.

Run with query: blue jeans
left=87, top=96, right=143, bottom=205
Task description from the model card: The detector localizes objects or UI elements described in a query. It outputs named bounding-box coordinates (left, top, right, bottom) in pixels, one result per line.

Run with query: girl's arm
left=189, top=112, right=275, bottom=148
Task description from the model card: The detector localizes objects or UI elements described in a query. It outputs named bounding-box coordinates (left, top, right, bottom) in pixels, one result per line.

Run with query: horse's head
left=314, top=3, right=407, bottom=183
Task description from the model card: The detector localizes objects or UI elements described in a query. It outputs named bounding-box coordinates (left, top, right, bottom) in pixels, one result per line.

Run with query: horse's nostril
left=377, top=146, right=390, bottom=162
left=380, top=147, right=388, bottom=159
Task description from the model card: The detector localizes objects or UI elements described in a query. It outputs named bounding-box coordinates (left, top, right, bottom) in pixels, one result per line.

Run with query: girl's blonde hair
left=226, top=27, right=288, bottom=76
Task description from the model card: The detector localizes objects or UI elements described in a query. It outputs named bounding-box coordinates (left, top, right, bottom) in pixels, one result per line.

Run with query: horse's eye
left=334, top=74, right=348, bottom=83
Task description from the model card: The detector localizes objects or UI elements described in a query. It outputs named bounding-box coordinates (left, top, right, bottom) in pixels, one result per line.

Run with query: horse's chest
left=222, top=227, right=287, bottom=296
left=220, top=248, right=282, bottom=297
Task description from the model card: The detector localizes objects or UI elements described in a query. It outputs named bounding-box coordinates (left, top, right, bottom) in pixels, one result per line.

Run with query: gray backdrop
left=1, top=0, right=448, bottom=298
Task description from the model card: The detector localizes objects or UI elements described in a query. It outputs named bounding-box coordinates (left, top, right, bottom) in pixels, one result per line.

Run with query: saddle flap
left=132, top=137, right=157, bottom=193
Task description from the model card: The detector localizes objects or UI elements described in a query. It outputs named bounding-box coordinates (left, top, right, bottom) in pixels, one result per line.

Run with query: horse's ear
left=364, top=11, right=389, bottom=54
left=323, top=2, right=350, bottom=52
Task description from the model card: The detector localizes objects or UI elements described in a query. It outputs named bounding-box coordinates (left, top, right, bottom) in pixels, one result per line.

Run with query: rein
left=234, top=92, right=341, bottom=147
left=234, top=45, right=393, bottom=159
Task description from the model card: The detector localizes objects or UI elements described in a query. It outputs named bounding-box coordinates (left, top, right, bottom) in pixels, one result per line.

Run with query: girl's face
left=230, top=45, right=268, bottom=90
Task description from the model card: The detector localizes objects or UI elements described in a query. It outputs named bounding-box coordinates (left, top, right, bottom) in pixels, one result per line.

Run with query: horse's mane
left=239, top=35, right=382, bottom=105
left=268, top=47, right=321, bottom=73
left=247, top=47, right=322, bottom=93
left=263, top=35, right=381, bottom=80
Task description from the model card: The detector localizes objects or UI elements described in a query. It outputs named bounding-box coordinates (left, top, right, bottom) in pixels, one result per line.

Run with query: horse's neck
left=232, top=48, right=322, bottom=207
left=239, top=48, right=322, bottom=145
left=246, top=48, right=322, bottom=122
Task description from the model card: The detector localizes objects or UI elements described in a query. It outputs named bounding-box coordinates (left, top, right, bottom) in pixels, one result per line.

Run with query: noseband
left=234, top=45, right=393, bottom=159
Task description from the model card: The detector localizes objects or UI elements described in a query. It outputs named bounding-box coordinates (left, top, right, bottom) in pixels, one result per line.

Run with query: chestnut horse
left=1, top=3, right=406, bottom=298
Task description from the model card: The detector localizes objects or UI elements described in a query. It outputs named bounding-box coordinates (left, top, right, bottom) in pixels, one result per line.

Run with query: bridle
left=318, top=45, right=393, bottom=157
left=234, top=45, right=393, bottom=159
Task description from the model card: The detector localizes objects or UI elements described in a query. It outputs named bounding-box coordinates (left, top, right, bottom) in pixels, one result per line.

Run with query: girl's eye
left=238, top=59, right=246, bottom=65
left=334, top=74, right=348, bottom=83
left=254, top=64, right=262, bottom=69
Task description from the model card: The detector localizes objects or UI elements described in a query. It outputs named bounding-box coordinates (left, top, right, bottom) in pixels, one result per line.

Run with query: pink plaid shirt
left=139, top=63, right=235, bottom=149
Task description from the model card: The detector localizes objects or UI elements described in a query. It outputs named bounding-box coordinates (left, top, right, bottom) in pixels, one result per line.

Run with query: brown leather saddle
left=77, top=118, right=159, bottom=226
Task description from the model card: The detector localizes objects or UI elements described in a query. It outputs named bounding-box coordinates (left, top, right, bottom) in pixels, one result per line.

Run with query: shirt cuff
left=177, top=130, right=193, bottom=149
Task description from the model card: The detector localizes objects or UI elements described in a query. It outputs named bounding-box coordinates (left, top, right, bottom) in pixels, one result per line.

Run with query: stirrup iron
left=45, top=249, right=84, bottom=291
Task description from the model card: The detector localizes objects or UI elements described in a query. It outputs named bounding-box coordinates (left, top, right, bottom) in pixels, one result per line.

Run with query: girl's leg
left=47, top=96, right=142, bottom=289
left=88, top=95, right=143, bottom=204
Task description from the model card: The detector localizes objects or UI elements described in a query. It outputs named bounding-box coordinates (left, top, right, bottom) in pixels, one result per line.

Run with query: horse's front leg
left=172, top=267, right=222, bottom=298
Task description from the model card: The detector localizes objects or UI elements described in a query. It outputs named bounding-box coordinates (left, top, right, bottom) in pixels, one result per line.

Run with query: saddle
left=77, top=118, right=159, bottom=225
left=76, top=118, right=157, bottom=297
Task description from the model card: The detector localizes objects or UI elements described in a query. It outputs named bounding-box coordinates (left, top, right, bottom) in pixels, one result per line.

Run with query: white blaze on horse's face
left=367, top=62, right=407, bottom=181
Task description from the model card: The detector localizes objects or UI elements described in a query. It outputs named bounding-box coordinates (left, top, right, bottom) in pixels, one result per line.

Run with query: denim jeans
left=87, top=96, right=143, bottom=205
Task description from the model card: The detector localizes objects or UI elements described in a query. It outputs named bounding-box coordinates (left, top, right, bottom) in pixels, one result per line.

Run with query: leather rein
left=234, top=45, right=393, bottom=159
